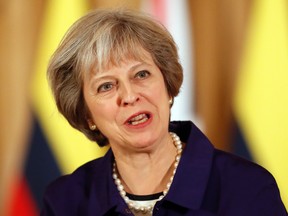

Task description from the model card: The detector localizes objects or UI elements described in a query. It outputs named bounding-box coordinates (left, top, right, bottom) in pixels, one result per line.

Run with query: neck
left=113, top=133, right=177, bottom=195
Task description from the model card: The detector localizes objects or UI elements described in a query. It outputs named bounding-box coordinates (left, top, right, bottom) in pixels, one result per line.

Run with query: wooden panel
left=188, top=0, right=252, bottom=150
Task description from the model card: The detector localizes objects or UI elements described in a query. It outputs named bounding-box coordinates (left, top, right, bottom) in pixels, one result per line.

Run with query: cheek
left=147, top=89, right=170, bottom=117
left=90, top=103, right=114, bottom=121
left=84, top=91, right=113, bottom=118
left=152, top=83, right=170, bottom=104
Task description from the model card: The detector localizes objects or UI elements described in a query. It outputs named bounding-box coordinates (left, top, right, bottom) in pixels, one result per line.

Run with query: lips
left=126, top=113, right=151, bottom=126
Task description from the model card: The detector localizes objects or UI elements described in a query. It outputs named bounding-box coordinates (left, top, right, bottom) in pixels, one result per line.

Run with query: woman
left=41, top=9, right=287, bottom=216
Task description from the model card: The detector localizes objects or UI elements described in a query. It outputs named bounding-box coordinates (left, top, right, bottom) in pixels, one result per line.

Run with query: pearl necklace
left=112, top=132, right=182, bottom=214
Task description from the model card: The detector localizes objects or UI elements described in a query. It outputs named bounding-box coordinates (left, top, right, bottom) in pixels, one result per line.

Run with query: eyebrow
left=128, top=62, right=148, bottom=73
left=95, top=61, right=151, bottom=78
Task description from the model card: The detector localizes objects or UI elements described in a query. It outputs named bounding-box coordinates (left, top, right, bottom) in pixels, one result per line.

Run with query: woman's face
left=83, top=50, right=171, bottom=152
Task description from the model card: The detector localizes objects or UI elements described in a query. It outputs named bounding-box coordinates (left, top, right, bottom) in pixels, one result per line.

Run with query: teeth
left=130, top=114, right=146, bottom=121
left=131, top=116, right=148, bottom=125
left=129, top=114, right=149, bottom=125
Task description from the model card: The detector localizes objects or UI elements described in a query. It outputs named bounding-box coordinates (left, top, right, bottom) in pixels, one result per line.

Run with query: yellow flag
left=31, top=0, right=107, bottom=174
left=234, top=0, right=288, bottom=207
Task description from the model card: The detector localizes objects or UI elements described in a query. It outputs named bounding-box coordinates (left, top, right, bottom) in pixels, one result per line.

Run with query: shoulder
left=41, top=157, right=107, bottom=215
left=213, top=149, right=273, bottom=181
left=47, top=156, right=105, bottom=192
left=209, top=150, right=287, bottom=215
left=212, top=149, right=278, bottom=195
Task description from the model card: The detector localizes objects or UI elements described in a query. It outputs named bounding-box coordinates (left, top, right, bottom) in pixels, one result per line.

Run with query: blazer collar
left=166, top=121, right=214, bottom=210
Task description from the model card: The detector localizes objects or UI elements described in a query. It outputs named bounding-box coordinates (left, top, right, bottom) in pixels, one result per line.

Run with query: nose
left=118, top=83, right=139, bottom=106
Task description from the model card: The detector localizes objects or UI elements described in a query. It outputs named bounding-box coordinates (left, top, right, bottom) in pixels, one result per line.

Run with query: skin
left=83, top=49, right=177, bottom=194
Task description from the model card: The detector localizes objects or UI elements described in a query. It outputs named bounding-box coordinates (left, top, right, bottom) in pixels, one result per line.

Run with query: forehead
left=87, top=47, right=155, bottom=77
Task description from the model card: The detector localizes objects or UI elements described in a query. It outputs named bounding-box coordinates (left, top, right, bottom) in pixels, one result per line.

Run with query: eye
left=97, top=82, right=114, bottom=93
left=135, top=70, right=150, bottom=79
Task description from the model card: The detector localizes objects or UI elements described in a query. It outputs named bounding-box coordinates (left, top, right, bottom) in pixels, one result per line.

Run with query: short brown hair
left=47, top=8, right=183, bottom=146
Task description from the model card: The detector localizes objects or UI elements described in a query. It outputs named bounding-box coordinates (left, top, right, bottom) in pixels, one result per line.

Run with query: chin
left=130, top=136, right=159, bottom=151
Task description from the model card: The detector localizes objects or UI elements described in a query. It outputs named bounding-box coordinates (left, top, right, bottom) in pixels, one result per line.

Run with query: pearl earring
left=169, top=98, right=173, bottom=105
left=90, top=125, right=97, bottom=131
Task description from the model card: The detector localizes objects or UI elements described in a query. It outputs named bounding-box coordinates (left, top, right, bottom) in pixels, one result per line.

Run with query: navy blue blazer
left=41, top=121, right=287, bottom=215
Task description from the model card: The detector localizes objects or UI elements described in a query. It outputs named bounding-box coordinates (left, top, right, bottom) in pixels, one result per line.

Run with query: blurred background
left=0, top=0, right=287, bottom=215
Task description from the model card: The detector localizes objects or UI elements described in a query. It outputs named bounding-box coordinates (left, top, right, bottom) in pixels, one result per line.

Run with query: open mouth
left=127, top=113, right=151, bottom=126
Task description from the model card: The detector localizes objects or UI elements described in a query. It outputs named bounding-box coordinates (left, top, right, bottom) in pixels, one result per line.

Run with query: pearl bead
left=167, top=182, right=171, bottom=188
left=117, top=185, right=124, bottom=191
left=128, top=201, right=134, bottom=207
left=112, top=173, right=117, bottom=179
left=120, top=190, right=126, bottom=196
left=115, top=179, right=121, bottom=185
